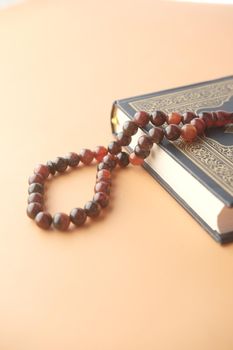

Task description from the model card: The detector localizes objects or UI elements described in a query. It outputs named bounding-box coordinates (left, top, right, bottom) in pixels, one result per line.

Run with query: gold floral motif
left=225, top=125, right=233, bottom=134
left=174, top=138, right=233, bottom=194
left=129, top=79, right=233, bottom=196
left=204, top=138, right=233, bottom=163
left=130, top=80, right=233, bottom=114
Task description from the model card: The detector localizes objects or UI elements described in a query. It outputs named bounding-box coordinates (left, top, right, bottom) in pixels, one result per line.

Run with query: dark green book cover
left=111, top=76, right=233, bottom=244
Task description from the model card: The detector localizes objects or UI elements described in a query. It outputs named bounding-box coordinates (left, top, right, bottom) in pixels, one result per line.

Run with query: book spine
left=110, top=101, right=119, bottom=135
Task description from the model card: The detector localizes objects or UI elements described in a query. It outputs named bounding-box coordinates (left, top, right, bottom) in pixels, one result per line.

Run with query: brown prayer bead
left=28, top=183, right=44, bottom=194
left=34, top=164, right=50, bottom=179
left=96, top=175, right=111, bottom=185
left=123, top=120, right=138, bottom=136
left=46, top=160, right=56, bottom=175
left=102, top=154, right=117, bottom=169
left=97, top=162, right=112, bottom=171
left=148, top=127, right=164, bottom=144
left=53, top=213, right=70, bottom=230
left=182, top=111, right=196, bottom=124
left=116, top=132, right=131, bottom=146
left=191, top=118, right=206, bottom=135
left=95, top=181, right=110, bottom=194
left=217, top=111, right=233, bottom=124
left=150, top=111, right=167, bottom=126
left=27, top=202, right=43, bottom=219
left=97, top=169, right=111, bottom=181
left=181, top=124, right=197, bottom=142
left=84, top=201, right=101, bottom=218
left=28, top=173, right=44, bottom=185
left=167, top=112, right=182, bottom=125
left=108, top=141, right=121, bottom=155
left=70, top=208, right=87, bottom=226
left=94, top=146, right=108, bottom=162
left=54, top=157, right=68, bottom=173
left=65, top=152, right=80, bottom=167
left=116, top=152, right=129, bottom=167
left=133, top=111, right=150, bottom=127
left=134, top=145, right=150, bottom=159
left=79, top=149, right=94, bottom=165
left=35, top=212, right=52, bottom=229
left=93, top=192, right=109, bottom=208
left=164, top=124, right=181, bottom=141
left=28, top=192, right=44, bottom=205
left=215, top=111, right=231, bottom=127
left=199, top=112, right=214, bottom=128
left=137, top=135, right=153, bottom=151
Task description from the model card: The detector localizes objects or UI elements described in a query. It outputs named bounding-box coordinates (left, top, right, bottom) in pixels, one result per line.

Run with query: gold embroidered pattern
left=129, top=79, right=233, bottom=196
left=225, top=125, right=233, bottom=134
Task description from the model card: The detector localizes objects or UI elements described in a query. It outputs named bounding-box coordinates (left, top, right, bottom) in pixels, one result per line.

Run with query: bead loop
left=27, top=109, right=232, bottom=231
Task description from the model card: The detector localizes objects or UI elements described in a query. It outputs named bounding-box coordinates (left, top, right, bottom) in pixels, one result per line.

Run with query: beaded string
left=27, top=110, right=233, bottom=230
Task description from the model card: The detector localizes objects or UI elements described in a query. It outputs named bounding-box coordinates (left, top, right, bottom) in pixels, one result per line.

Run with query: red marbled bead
left=191, top=118, right=206, bottom=135
left=116, top=132, right=131, bottom=146
left=84, top=201, right=101, bottom=218
left=94, top=146, right=108, bottom=162
left=182, top=112, right=196, bottom=124
left=27, top=202, right=43, bottom=219
left=123, top=120, right=138, bottom=136
left=223, top=111, right=232, bottom=124
left=53, top=213, right=70, bottom=231
left=95, top=181, right=110, bottom=195
left=133, top=111, right=150, bottom=127
left=167, top=112, right=182, bottom=125
left=199, top=112, right=214, bottom=128
left=148, top=127, right=164, bottom=144
left=97, top=169, right=111, bottom=181
left=108, top=141, right=121, bottom=155
left=28, top=173, right=44, bottom=185
left=134, top=145, right=150, bottom=159
left=28, top=183, right=44, bottom=194
left=116, top=152, right=129, bottom=167
left=79, top=148, right=94, bottom=165
left=34, top=164, right=50, bottom=179
left=65, top=152, right=80, bottom=167
left=150, top=111, right=167, bottom=126
left=96, top=177, right=111, bottom=185
left=54, top=157, right=68, bottom=173
left=102, top=154, right=117, bottom=169
left=129, top=153, right=144, bottom=166
left=164, top=124, right=181, bottom=141
left=97, top=162, right=112, bottom=172
left=181, top=124, right=197, bottom=142
left=46, top=160, right=56, bottom=175
left=28, top=192, right=44, bottom=205
left=35, top=212, right=52, bottom=229
left=215, top=111, right=231, bottom=127
left=137, top=135, right=153, bottom=151
left=70, top=208, right=87, bottom=226
left=93, top=192, right=109, bottom=208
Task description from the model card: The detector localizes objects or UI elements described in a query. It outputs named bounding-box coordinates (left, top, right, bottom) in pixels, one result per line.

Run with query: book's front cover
left=111, top=76, right=233, bottom=243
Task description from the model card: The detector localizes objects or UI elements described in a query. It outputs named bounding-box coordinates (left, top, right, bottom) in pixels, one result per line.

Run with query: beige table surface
left=0, top=0, right=233, bottom=349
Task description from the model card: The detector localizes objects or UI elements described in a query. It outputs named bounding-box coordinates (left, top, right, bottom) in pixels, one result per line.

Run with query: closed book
left=111, top=76, right=233, bottom=244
